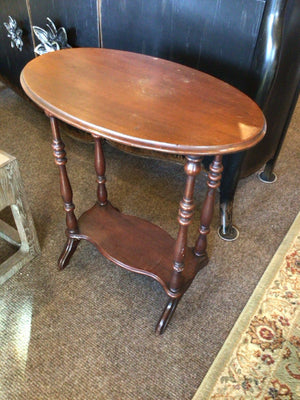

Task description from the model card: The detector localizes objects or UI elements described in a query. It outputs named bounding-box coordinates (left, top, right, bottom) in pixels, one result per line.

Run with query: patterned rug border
left=192, top=211, right=300, bottom=400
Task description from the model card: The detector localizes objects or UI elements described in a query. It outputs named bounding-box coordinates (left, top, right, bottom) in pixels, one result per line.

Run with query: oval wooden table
left=21, top=48, right=266, bottom=334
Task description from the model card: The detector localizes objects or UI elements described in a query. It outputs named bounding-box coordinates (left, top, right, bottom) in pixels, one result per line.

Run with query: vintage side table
left=20, top=48, right=266, bottom=334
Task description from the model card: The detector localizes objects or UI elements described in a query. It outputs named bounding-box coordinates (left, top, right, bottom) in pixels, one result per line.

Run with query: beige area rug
left=193, top=212, right=300, bottom=399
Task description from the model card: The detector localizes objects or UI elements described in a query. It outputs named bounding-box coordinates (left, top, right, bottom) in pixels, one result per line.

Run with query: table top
left=20, top=48, right=266, bottom=155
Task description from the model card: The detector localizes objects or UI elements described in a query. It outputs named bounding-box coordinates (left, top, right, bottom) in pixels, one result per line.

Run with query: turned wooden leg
left=156, top=156, right=202, bottom=333
left=94, top=137, right=108, bottom=205
left=170, top=155, right=202, bottom=292
left=49, top=115, right=80, bottom=269
left=195, top=155, right=223, bottom=256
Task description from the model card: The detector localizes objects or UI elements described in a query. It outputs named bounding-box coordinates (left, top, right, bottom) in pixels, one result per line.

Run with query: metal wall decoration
left=33, top=17, right=71, bottom=55
left=3, top=16, right=23, bottom=51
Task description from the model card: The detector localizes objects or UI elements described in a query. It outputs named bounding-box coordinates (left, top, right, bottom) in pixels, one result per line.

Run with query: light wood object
left=20, top=48, right=266, bottom=333
left=0, top=150, right=40, bottom=285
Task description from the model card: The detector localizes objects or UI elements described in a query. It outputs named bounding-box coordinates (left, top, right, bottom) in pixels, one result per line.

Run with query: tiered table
left=21, top=48, right=266, bottom=334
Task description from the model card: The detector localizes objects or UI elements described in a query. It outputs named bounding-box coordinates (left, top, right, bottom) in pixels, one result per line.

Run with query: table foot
left=257, top=170, right=277, bottom=183
left=218, top=225, right=239, bottom=241
left=155, top=297, right=180, bottom=335
left=58, top=237, right=80, bottom=270
left=218, top=199, right=239, bottom=241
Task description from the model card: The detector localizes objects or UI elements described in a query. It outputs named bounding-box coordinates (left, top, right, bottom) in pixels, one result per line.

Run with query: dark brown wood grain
left=169, top=156, right=202, bottom=294
left=94, top=137, right=107, bottom=206
left=50, top=116, right=78, bottom=234
left=21, top=48, right=266, bottom=155
left=195, top=155, right=223, bottom=256
left=70, top=202, right=208, bottom=299
left=49, top=115, right=80, bottom=270
left=20, top=48, right=266, bottom=333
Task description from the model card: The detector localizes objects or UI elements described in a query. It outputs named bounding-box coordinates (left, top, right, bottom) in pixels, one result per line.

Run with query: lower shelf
left=71, top=202, right=208, bottom=297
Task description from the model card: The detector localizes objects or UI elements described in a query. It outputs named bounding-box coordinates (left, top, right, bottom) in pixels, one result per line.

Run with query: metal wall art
left=4, top=16, right=23, bottom=51
left=33, top=17, right=71, bottom=55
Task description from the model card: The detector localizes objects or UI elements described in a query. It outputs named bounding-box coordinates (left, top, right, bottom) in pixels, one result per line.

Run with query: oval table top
left=21, top=48, right=266, bottom=155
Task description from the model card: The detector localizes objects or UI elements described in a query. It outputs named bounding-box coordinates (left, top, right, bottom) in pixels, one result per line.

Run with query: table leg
left=49, top=116, right=80, bottom=269
left=155, top=298, right=180, bottom=335
left=156, top=155, right=202, bottom=334
left=94, top=137, right=108, bottom=205
left=194, top=155, right=223, bottom=256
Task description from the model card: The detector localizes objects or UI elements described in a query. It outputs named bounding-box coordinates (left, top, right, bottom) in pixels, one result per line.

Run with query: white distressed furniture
left=0, top=150, right=40, bottom=285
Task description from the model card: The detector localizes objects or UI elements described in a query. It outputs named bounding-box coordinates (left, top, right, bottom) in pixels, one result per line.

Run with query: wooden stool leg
left=156, top=156, right=202, bottom=334
left=49, top=116, right=80, bottom=269
left=195, top=155, right=223, bottom=256
left=0, top=152, right=40, bottom=285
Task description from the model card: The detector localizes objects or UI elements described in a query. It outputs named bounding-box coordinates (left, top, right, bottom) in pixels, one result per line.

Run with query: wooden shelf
left=71, top=202, right=208, bottom=298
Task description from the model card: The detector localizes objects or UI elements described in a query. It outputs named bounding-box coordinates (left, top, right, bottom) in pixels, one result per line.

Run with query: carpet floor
left=0, top=81, right=299, bottom=400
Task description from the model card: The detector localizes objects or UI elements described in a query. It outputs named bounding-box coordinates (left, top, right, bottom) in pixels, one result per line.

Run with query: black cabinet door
left=0, top=0, right=34, bottom=87
left=29, top=0, right=100, bottom=48
left=101, top=0, right=266, bottom=89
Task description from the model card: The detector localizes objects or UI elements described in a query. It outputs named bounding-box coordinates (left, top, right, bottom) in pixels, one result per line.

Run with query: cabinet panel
left=0, top=0, right=34, bottom=87
left=101, top=0, right=266, bottom=87
left=29, top=0, right=99, bottom=48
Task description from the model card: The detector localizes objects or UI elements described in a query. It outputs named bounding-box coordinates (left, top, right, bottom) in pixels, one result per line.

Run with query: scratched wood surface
left=21, top=48, right=266, bottom=155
